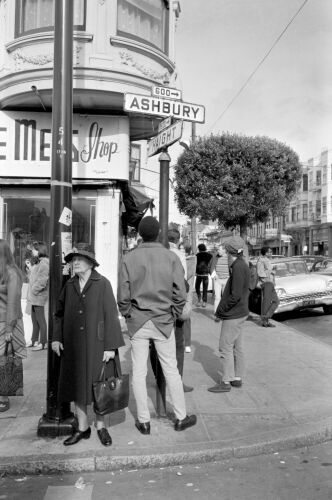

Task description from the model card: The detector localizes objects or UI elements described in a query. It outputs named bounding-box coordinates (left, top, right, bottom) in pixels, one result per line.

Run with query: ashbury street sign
left=148, top=120, right=183, bottom=157
left=124, top=93, right=205, bottom=123
left=0, top=111, right=129, bottom=180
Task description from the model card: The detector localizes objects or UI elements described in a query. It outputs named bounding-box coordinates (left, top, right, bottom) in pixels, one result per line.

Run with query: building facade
left=0, top=0, right=181, bottom=288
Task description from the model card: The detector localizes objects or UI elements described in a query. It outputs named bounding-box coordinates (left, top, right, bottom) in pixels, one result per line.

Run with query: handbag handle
left=5, top=340, right=15, bottom=356
left=99, top=356, right=122, bottom=381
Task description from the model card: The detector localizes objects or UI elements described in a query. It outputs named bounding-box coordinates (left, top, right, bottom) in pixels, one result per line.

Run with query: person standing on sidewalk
left=168, top=228, right=193, bottom=393
left=118, top=216, right=197, bottom=434
left=0, top=240, right=27, bottom=412
left=256, top=246, right=279, bottom=328
left=27, top=241, right=49, bottom=351
left=52, top=245, right=125, bottom=447
left=195, top=244, right=212, bottom=307
left=208, top=237, right=250, bottom=393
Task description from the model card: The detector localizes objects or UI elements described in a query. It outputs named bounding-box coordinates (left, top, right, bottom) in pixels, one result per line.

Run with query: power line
left=209, top=0, right=310, bottom=132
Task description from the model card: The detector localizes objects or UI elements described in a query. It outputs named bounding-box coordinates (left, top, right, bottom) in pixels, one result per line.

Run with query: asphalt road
left=2, top=441, right=332, bottom=500
left=276, top=307, right=332, bottom=346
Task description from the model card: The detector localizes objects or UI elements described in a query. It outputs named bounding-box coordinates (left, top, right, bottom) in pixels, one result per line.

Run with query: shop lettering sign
left=0, top=111, right=129, bottom=180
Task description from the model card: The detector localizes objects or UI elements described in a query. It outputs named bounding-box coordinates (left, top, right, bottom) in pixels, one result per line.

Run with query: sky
left=173, top=0, right=332, bottom=163
left=149, top=0, right=332, bottom=223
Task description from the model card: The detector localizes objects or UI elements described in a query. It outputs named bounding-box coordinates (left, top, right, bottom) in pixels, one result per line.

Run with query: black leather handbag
left=0, top=340, right=24, bottom=396
left=93, top=358, right=129, bottom=416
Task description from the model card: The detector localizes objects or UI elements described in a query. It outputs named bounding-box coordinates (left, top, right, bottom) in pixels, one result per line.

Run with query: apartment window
left=302, top=174, right=308, bottom=192
left=117, top=0, right=168, bottom=52
left=322, top=197, right=327, bottom=215
left=15, top=0, right=86, bottom=37
left=130, top=144, right=141, bottom=182
left=316, top=199, right=321, bottom=218
left=302, top=204, right=308, bottom=220
left=291, top=207, right=296, bottom=223
left=316, top=171, right=321, bottom=186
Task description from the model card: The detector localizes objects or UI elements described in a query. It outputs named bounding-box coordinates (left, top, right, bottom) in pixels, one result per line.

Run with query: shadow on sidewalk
left=191, top=340, right=220, bottom=383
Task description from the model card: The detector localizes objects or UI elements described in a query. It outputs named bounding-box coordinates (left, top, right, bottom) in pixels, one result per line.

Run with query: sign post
left=37, top=0, right=77, bottom=438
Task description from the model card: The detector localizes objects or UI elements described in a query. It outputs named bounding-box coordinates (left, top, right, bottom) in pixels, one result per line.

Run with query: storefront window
left=117, top=0, right=167, bottom=52
left=15, top=0, right=86, bottom=37
left=2, top=196, right=95, bottom=281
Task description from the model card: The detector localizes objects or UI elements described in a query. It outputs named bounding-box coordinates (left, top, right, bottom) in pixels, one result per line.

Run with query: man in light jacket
left=118, top=217, right=197, bottom=435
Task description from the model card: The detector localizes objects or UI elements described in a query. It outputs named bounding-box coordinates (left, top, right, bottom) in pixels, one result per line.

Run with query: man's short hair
left=138, top=216, right=160, bottom=242
left=261, top=246, right=270, bottom=256
left=198, top=243, right=207, bottom=252
left=168, top=228, right=180, bottom=244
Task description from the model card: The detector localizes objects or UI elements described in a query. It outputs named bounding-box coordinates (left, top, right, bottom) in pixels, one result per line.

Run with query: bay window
left=117, top=0, right=168, bottom=52
left=15, top=0, right=86, bottom=38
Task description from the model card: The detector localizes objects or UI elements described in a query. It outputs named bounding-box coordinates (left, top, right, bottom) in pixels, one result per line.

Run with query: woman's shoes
left=63, top=427, right=91, bottom=446
left=26, top=342, right=35, bottom=348
left=32, top=343, right=46, bottom=351
left=0, top=400, right=9, bottom=412
left=97, top=428, right=112, bottom=446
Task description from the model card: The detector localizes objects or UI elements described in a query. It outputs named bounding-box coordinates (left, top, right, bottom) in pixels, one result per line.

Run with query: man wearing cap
left=118, top=216, right=197, bottom=434
left=208, top=236, right=250, bottom=393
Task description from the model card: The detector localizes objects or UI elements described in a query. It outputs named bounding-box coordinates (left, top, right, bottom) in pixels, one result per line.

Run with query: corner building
left=0, top=0, right=180, bottom=288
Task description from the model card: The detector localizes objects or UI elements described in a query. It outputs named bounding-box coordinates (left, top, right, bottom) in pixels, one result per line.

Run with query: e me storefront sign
left=0, top=112, right=129, bottom=180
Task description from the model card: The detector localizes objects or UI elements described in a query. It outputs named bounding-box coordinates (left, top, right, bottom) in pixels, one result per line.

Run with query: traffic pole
left=150, top=148, right=171, bottom=417
left=37, top=0, right=77, bottom=437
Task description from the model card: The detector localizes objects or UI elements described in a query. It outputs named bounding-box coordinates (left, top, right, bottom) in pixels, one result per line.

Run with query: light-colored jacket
left=256, top=256, right=275, bottom=286
left=28, top=257, right=49, bottom=306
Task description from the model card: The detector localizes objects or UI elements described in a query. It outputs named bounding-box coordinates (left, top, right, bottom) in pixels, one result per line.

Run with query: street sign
left=124, top=93, right=205, bottom=123
left=148, top=120, right=183, bottom=157
left=152, top=85, right=182, bottom=100
left=158, top=116, right=172, bottom=133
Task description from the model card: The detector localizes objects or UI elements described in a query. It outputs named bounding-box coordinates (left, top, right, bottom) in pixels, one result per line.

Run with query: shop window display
left=3, top=197, right=95, bottom=281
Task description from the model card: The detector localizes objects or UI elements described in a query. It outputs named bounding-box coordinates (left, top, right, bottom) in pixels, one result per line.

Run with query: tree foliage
left=174, top=133, right=301, bottom=234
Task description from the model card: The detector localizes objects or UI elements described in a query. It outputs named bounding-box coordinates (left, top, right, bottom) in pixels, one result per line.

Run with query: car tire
left=323, top=305, right=332, bottom=315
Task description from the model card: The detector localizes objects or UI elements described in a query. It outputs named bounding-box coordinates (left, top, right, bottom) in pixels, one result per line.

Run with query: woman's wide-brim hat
left=64, top=249, right=99, bottom=267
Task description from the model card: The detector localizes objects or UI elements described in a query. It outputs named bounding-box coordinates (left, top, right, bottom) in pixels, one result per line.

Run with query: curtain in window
left=19, top=0, right=84, bottom=35
left=118, top=0, right=165, bottom=51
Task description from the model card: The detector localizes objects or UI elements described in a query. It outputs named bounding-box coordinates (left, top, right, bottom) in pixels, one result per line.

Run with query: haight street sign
left=124, top=93, right=205, bottom=123
left=147, top=120, right=183, bottom=157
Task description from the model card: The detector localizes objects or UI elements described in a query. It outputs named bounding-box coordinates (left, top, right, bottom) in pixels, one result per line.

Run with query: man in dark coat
left=208, top=236, right=250, bottom=393
left=52, top=247, right=125, bottom=447
left=118, top=216, right=197, bottom=435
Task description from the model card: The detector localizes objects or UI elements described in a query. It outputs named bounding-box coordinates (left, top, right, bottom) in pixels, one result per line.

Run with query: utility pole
left=191, top=122, right=197, bottom=253
left=38, top=0, right=77, bottom=437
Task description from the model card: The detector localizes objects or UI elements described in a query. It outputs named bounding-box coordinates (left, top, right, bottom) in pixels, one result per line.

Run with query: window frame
left=130, top=143, right=141, bottom=183
left=15, top=0, right=87, bottom=38
left=117, top=0, right=169, bottom=54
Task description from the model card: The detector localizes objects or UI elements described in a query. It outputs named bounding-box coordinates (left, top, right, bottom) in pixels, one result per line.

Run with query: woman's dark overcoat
left=53, top=270, right=125, bottom=405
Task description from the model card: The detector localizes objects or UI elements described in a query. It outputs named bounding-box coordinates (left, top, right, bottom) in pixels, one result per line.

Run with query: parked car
left=311, top=258, right=332, bottom=276
left=249, top=257, right=332, bottom=316
left=291, top=255, right=324, bottom=271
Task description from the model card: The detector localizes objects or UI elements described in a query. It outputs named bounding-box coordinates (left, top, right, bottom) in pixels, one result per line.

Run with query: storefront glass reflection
left=3, top=197, right=95, bottom=281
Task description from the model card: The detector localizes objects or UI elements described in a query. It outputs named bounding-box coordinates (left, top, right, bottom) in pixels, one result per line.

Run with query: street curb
left=2, top=418, right=332, bottom=475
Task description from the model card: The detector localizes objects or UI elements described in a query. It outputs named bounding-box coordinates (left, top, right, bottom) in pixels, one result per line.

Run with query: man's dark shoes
left=208, top=381, right=231, bottom=393
left=230, top=379, right=242, bottom=388
left=183, top=383, right=194, bottom=393
left=97, top=427, right=112, bottom=446
left=135, top=420, right=151, bottom=435
left=266, top=321, right=276, bottom=328
left=174, top=414, right=197, bottom=431
left=63, top=427, right=91, bottom=446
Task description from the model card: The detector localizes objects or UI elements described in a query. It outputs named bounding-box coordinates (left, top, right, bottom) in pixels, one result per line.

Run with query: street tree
left=173, top=133, right=302, bottom=238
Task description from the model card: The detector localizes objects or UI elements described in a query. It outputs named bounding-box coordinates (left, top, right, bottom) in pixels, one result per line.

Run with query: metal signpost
left=37, top=0, right=77, bottom=437
left=124, top=85, right=205, bottom=416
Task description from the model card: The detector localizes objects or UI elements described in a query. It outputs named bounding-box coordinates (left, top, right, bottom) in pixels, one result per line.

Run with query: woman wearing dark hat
left=52, top=245, right=125, bottom=447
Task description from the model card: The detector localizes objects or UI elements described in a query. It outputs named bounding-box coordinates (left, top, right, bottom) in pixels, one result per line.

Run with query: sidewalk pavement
left=1, top=298, right=332, bottom=475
